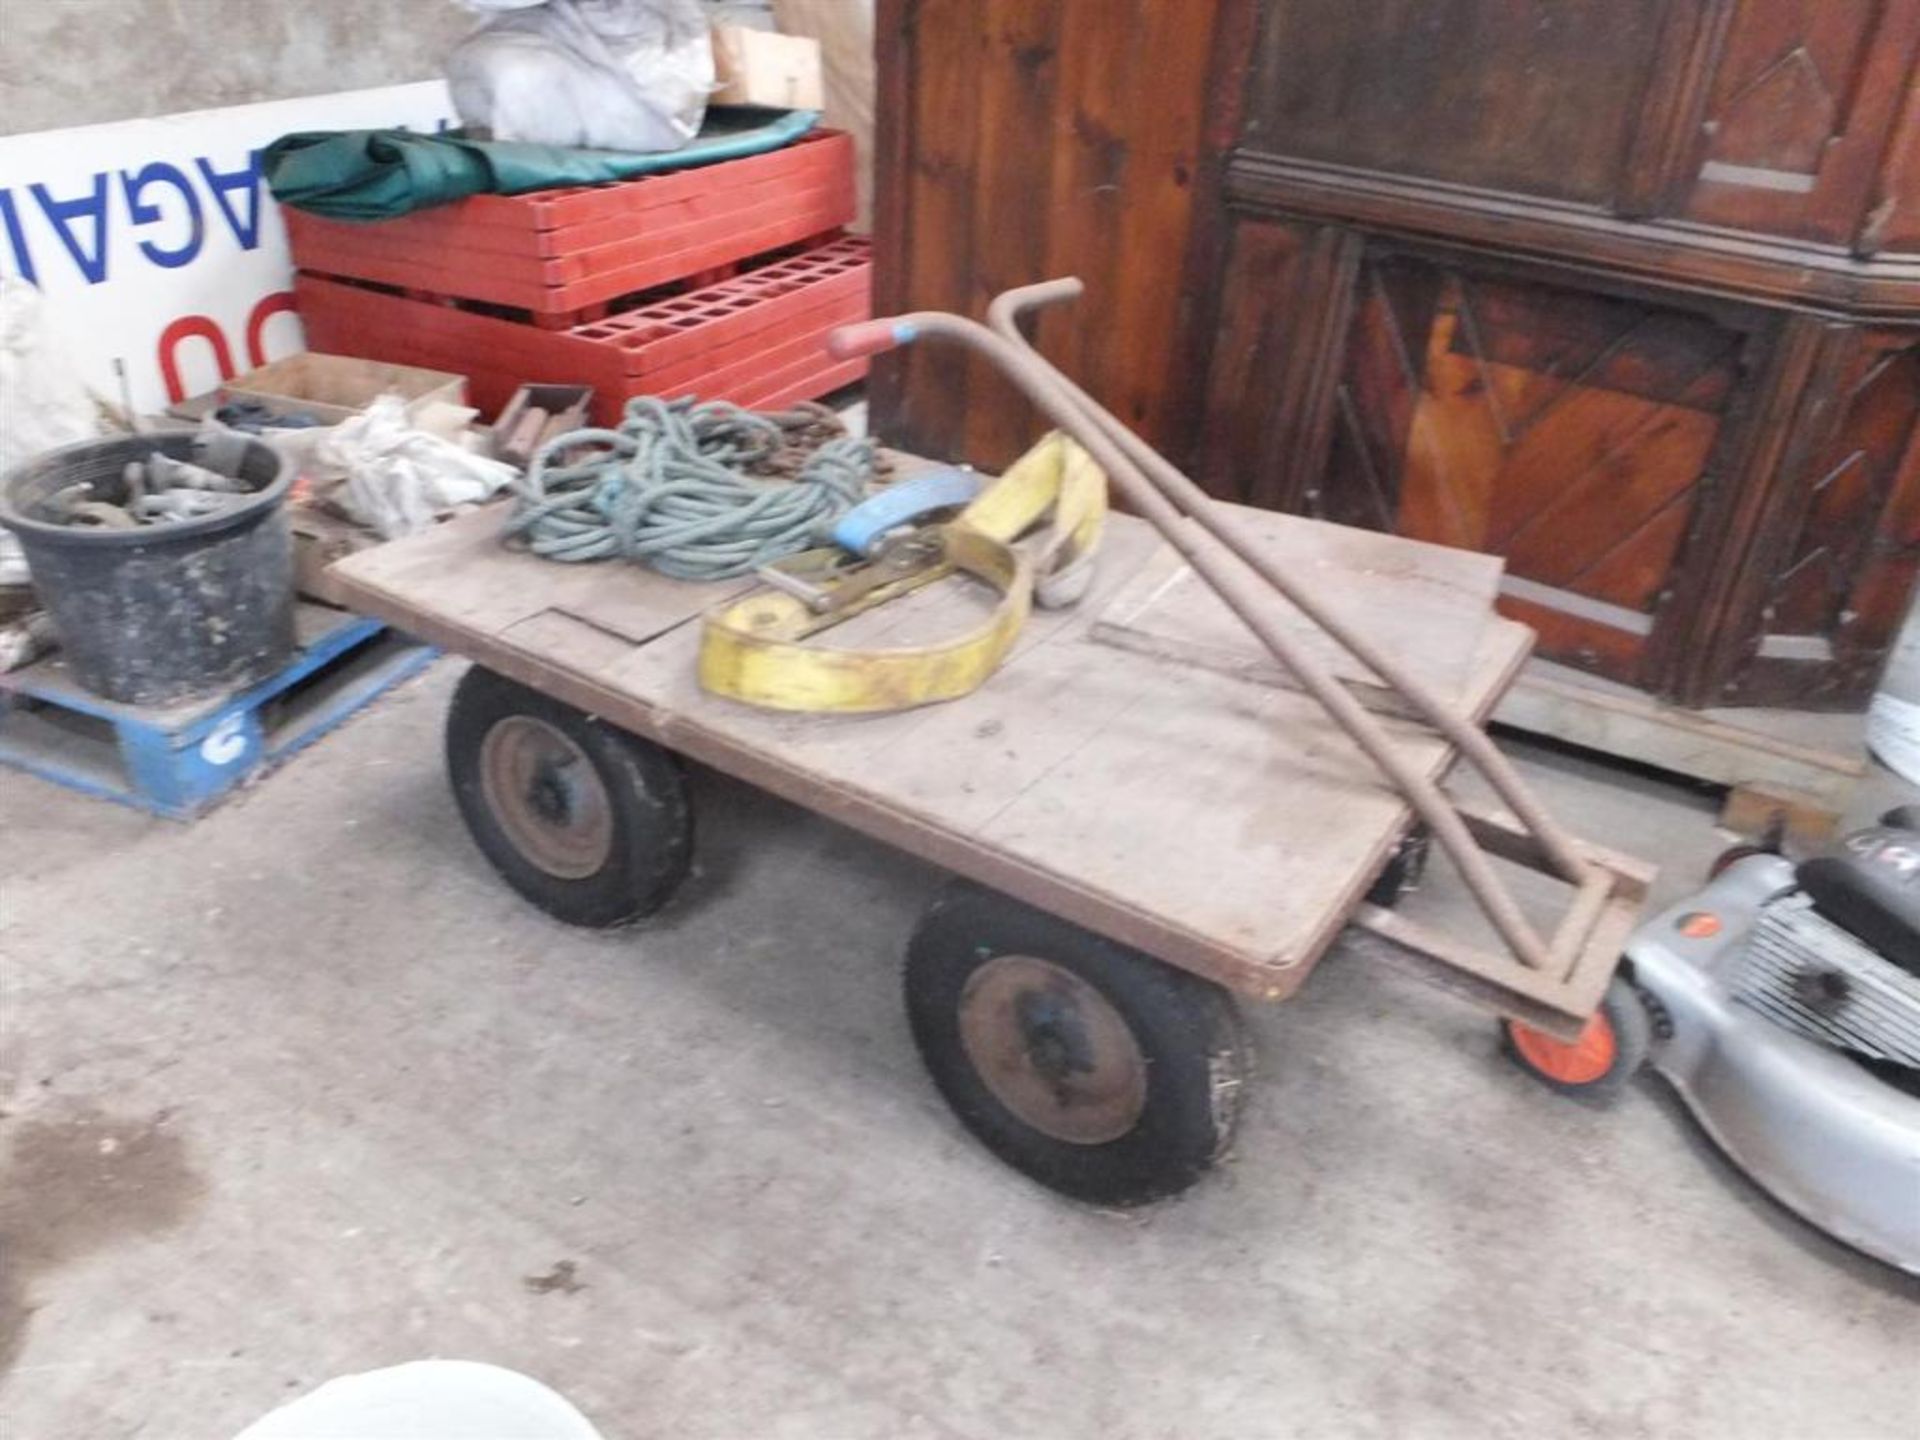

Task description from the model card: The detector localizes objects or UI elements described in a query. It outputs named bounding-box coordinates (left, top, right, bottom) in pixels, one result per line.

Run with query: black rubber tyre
left=1365, top=823, right=1431, bottom=908
left=445, top=665, right=692, bottom=927
left=1501, top=977, right=1652, bottom=1100
left=905, top=880, right=1250, bottom=1205
left=1879, top=803, right=1920, bottom=834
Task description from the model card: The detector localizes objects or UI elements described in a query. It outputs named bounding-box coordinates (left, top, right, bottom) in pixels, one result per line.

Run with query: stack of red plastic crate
left=289, top=129, right=870, bottom=426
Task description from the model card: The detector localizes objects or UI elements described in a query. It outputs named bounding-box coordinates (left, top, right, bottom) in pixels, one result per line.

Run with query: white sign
left=0, top=82, right=457, bottom=414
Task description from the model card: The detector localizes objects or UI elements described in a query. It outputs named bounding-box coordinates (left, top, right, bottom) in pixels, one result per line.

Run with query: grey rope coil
left=502, top=396, right=875, bottom=581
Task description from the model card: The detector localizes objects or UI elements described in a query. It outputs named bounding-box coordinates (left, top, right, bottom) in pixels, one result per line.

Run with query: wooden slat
left=962, top=0, right=1063, bottom=469
left=1494, top=658, right=1867, bottom=808
left=1098, top=0, right=1220, bottom=445
left=1089, top=508, right=1501, bottom=713
left=871, top=0, right=1228, bottom=467
left=886, top=0, right=984, bottom=461
left=1036, top=0, right=1137, bottom=405
left=1195, top=220, right=1309, bottom=504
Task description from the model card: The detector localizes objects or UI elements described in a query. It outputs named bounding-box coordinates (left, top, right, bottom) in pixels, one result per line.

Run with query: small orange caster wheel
left=1503, top=977, right=1651, bottom=1099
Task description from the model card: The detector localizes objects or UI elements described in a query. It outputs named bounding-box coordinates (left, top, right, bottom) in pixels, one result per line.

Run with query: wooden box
left=220, top=352, right=467, bottom=427
left=711, top=25, right=826, bottom=111
left=491, top=384, right=596, bottom=467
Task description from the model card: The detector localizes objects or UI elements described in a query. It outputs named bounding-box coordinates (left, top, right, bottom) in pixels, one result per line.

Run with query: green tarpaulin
left=264, top=109, right=819, bottom=221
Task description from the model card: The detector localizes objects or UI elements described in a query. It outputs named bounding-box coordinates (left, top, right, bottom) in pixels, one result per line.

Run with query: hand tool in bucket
left=829, top=280, right=1650, bottom=1033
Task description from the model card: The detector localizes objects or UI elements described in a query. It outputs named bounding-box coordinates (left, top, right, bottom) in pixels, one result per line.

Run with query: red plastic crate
left=284, top=131, right=857, bottom=320
left=295, top=236, right=873, bottom=425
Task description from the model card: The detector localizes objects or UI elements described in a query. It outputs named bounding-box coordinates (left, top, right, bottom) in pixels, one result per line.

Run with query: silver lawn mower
left=1503, top=809, right=1920, bottom=1274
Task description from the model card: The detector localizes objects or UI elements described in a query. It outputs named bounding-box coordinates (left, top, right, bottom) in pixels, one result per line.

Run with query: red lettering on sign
left=245, top=290, right=297, bottom=369
left=156, top=315, right=234, bottom=404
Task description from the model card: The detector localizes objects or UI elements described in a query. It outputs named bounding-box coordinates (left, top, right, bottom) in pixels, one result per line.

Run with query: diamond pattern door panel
left=1730, top=339, right=1920, bottom=704
left=1683, top=0, right=1920, bottom=246
left=1318, top=262, right=1747, bottom=685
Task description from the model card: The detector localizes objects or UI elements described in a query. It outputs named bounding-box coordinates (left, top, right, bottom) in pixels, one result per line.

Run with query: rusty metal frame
left=831, top=280, right=1650, bottom=1033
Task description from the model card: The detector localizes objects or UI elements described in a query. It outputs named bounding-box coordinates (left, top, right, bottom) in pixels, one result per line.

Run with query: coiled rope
left=502, top=396, right=876, bottom=581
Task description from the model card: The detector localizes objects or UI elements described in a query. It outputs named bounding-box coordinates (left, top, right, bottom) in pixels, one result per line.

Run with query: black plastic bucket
left=0, top=433, right=295, bottom=706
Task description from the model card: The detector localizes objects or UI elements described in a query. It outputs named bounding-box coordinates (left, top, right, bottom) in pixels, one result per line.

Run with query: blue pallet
left=0, top=603, right=437, bottom=819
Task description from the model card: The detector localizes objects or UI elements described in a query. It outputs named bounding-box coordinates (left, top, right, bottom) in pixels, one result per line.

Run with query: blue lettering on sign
left=0, top=107, right=451, bottom=285
left=30, top=174, right=110, bottom=284
left=0, top=189, right=35, bottom=283
left=121, top=162, right=205, bottom=268
left=195, top=151, right=265, bottom=251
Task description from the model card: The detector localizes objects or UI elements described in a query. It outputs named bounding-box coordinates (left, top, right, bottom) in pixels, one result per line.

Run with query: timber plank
left=1089, top=508, right=1502, bottom=713
left=1494, top=657, right=1867, bottom=807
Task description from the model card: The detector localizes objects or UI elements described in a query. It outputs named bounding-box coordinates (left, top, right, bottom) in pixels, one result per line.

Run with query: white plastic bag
left=448, top=0, right=713, bottom=152
left=312, top=395, right=518, bottom=540
left=0, top=277, right=100, bottom=470
left=0, top=278, right=105, bottom=587
left=0, top=276, right=104, bottom=587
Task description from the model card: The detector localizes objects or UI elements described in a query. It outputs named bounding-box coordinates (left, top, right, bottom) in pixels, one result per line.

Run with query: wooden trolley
left=325, top=283, right=1654, bottom=1203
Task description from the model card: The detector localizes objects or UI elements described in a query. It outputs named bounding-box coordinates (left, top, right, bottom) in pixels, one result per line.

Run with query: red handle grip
left=828, top=320, right=915, bottom=361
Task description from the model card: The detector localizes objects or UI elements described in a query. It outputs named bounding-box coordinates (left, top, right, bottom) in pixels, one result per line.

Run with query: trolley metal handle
left=832, top=285, right=1606, bottom=974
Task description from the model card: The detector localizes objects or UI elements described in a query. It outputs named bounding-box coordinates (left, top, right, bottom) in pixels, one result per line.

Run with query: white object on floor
left=1869, top=586, right=1920, bottom=787
left=1868, top=691, right=1920, bottom=789
left=234, top=1360, right=606, bottom=1440
left=832, top=396, right=867, bottom=438
left=0, top=276, right=102, bottom=473
left=0, top=611, right=56, bottom=673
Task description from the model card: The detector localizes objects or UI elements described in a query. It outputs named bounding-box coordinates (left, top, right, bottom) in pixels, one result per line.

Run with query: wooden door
left=1707, top=331, right=1920, bottom=705
left=871, top=0, right=1227, bottom=471
left=1314, top=254, right=1751, bottom=689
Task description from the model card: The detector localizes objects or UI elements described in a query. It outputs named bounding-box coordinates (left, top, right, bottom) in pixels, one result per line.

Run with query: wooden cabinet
left=1245, top=0, right=1672, bottom=206
left=874, top=0, right=1920, bottom=710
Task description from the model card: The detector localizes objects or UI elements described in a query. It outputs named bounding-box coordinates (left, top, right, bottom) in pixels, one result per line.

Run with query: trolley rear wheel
left=445, top=666, right=692, bottom=927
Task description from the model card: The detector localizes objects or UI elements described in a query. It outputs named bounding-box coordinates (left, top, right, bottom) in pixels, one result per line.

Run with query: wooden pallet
left=0, top=606, right=435, bottom=819
left=1494, top=658, right=1868, bottom=836
left=296, top=237, right=873, bottom=426
left=284, top=131, right=857, bottom=323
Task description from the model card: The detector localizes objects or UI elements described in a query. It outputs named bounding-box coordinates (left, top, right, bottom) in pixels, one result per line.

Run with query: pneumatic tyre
left=445, top=665, right=692, bottom=927
left=905, top=880, right=1251, bottom=1205
left=1365, top=823, right=1431, bottom=907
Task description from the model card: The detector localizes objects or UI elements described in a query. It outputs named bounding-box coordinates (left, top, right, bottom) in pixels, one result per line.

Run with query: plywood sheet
left=1092, top=508, right=1504, bottom=712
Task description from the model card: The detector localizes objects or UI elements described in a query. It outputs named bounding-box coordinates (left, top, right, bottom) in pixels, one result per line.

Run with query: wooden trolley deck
left=326, top=492, right=1641, bottom=1028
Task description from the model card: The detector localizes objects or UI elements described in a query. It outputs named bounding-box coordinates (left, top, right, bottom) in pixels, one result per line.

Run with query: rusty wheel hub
left=478, top=716, right=613, bottom=879
left=957, top=954, right=1148, bottom=1144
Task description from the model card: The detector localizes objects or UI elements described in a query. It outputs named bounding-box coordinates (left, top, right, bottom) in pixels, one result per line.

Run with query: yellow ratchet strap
left=698, top=432, right=1107, bottom=713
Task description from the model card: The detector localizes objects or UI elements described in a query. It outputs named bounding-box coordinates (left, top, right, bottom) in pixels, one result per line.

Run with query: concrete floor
left=3, top=661, right=1918, bottom=1439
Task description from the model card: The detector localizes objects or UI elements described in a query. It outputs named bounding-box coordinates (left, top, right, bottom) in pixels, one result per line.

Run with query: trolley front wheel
left=905, top=880, right=1252, bottom=1205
